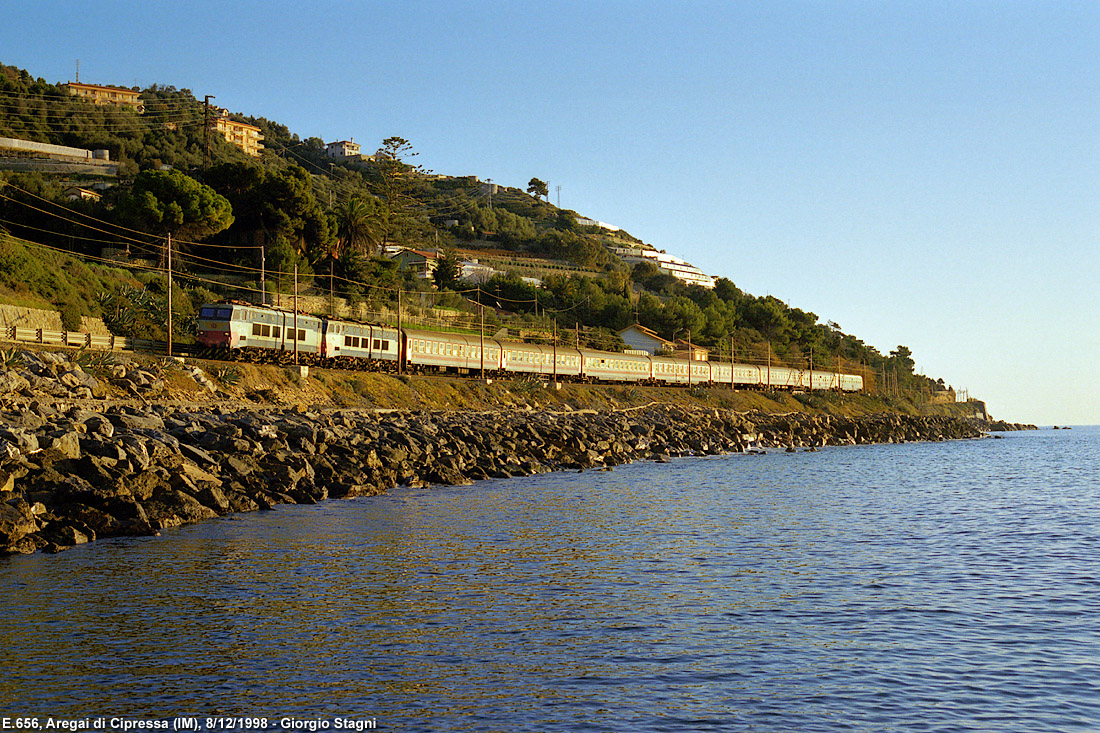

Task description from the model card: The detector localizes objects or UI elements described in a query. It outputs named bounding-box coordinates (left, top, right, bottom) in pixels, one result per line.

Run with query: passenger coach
left=196, top=301, right=866, bottom=393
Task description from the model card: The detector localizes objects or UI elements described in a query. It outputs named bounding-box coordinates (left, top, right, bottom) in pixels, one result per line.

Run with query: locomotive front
left=196, top=304, right=242, bottom=348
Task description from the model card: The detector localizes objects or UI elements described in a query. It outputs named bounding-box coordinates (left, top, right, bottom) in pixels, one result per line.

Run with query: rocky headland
left=0, top=349, right=1034, bottom=556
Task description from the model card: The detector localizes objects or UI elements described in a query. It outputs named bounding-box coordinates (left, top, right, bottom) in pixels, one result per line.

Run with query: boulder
left=0, top=501, right=37, bottom=549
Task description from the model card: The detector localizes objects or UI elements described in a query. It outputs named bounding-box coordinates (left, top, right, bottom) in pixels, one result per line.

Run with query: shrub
left=59, top=301, right=82, bottom=331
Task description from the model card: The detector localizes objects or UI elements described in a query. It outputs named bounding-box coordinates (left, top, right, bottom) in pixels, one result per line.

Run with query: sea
left=1, top=427, right=1098, bottom=732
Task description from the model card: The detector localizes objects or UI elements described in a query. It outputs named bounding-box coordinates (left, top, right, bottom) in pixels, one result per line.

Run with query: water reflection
left=1, top=431, right=1099, bottom=730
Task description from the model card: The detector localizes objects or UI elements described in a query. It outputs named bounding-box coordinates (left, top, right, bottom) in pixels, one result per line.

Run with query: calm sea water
left=2, top=427, right=1099, bottom=731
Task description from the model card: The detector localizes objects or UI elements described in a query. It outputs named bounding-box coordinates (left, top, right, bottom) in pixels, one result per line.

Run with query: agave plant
left=211, top=365, right=243, bottom=387
left=71, top=347, right=118, bottom=375
left=687, top=384, right=709, bottom=399
left=512, top=374, right=546, bottom=393
left=0, top=347, right=21, bottom=369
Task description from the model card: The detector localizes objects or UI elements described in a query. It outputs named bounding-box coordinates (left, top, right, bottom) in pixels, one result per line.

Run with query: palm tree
left=335, top=197, right=382, bottom=257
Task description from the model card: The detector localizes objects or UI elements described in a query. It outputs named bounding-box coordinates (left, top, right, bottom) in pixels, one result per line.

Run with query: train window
left=381, top=340, right=389, bottom=351
left=298, top=329, right=306, bottom=342
left=252, top=323, right=262, bottom=336
left=272, top=327, right=280, bottom=339
left=344, top=335, right=352, bottom=347
left=261, top=324, right=271, bottom=338
left=373, top=339, right=381, bottom=350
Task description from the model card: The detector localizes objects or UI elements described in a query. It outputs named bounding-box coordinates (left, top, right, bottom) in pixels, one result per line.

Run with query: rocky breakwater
left=0, top=376, right=1029, bottom=556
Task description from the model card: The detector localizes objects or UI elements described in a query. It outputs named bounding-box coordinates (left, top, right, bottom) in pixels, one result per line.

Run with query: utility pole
left=767, top=343, right=772, bottom=390
left=686, top=329, right=692, bottom=388
left=203, top=95, right=215, bottom=173
left=553, top=320, right=558, bottom=384
left=260, top=244, right=266, bottom=306
left=555, top=185, right=561, bottom=208
left=166, top=233, right=173, bottom=357
left=293, top=264, right=299, bottom=366
left=478, top=285, right=485, bottom=379
left=397, top=289, right=403, bottom=374
left=731, top=336, right=736, bottom=390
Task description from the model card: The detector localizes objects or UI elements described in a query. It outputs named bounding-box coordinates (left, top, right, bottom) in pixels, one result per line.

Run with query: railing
left=4, top=326, right=166, bottom=354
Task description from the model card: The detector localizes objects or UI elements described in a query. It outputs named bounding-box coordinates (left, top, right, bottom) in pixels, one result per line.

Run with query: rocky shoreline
left=0, top=350, right=1034, bottom=556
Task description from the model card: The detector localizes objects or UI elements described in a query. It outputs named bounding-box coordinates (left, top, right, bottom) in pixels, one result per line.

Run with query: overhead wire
left=1, top=97, right=598, bottom=325
left=0, top=182, right=264, bottom=251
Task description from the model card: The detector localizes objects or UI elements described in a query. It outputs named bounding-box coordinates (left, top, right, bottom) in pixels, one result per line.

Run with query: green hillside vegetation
left=0, top=61, right=951, bottom=399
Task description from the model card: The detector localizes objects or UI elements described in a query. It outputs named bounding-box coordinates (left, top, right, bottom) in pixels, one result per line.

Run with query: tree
left=205, top=162, right=333, bottom=266
left=118, top=169, right=233, bottom=242
left=432, top=248, right=461, bottom=291
left=370, top=136, right=429, bottom=245
left=115, top=169, right=233, bottom=266
left=889, top=345, right=915, bottom=374
left=527, top=177, right=549, bottom=200
left=334, top=196, right=383, bottom=257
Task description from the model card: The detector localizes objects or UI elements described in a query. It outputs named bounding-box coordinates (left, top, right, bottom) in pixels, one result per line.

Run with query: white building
left=459, top=259, right=499, bottom=284
left=326, top=139, right=362, bottom=160
left=611, top=246, right=716, bottom=289
left=618, top=324, right=673, bottom=355
left=575, top=216, right=621, bottom=232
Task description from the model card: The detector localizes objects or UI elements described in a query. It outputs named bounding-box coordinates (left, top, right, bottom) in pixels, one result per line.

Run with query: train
left=196, top=302, right=865, bottom=392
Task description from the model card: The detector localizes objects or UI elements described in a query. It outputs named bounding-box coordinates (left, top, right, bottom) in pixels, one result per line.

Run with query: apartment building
left=210, top=113, right=264, bottom=157
left=611, top=246, right=717, bottom=289
left=64, top=82, right=144, bottom=113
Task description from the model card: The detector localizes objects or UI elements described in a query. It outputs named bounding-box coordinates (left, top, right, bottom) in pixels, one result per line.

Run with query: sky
left=3, top=0, right=1098, bottom=425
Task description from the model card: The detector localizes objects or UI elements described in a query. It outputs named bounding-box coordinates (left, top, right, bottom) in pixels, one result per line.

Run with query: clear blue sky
left=4, top=0, right=1098, bottom=425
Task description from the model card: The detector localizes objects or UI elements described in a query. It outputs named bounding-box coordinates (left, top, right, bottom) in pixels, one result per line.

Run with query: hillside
left=0, top=60, right=959, bottom=404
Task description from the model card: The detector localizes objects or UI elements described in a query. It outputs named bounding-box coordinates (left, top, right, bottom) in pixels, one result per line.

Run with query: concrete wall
left=0, top=304, right=110, bottom=336
left=0, top=136, right=97, bottom=160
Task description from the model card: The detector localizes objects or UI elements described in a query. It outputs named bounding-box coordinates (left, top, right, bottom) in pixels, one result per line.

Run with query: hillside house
left=65, top=82, right=144, bottom=113
left=673, top=339, right=709, bottom=361
left=210, top=112, right=264, bottom=157
left=326, top=139, right=363, bottom=160
left=391, top=249, right=439, bottom=279
left=459, top=259, right=498, bottom=284
left=618, top=324, right=673, bottom=355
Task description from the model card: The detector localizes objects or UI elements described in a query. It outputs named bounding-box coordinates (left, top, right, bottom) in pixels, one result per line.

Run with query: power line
left=0, top=182, right=263, bottom=250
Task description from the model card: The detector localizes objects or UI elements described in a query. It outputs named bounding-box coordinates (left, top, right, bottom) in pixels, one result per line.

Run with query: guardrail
left=4, top=326, right=167, bottom=354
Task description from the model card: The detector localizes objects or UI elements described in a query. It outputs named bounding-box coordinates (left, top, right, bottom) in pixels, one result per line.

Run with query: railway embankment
left=0, top=349, right=1033, bottom=555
